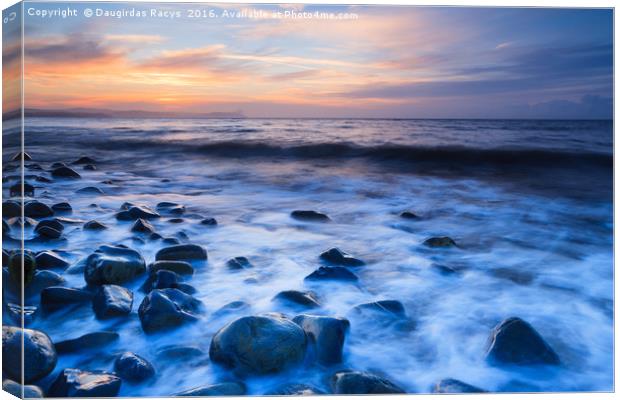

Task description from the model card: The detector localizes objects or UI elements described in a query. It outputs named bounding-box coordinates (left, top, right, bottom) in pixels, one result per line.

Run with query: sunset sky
left=12, top=3, right=614, bottom=118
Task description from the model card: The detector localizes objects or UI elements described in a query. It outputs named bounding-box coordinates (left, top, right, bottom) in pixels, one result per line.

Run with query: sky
left=9, top=2, right=614, bottom=118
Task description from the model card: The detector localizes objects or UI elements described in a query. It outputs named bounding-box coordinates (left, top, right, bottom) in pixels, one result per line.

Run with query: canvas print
left=1, top=2, right=614, bottom=397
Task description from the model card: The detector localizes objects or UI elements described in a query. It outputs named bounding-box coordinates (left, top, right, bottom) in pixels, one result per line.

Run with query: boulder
left=399, top=211, right=419, bottom=219
left=155, top=244, right=207, bottom=261
left=116, top=205, right=160, bottom=221
left=273, top=290, right=320, bottom=309
left=156, top=202, right=185, bottom=215
left=72, top=156, right=96, bottom=164
left=36, top=226, right=62, bottom=239
left=55, top=332, right=119, bottom=354
left=3, top=201, right=21, bottom=218
left=2, top=379, right=44, bottom=398
left=2, top=326, right=57, bottom=383
left=162, top=237, right=181, bottom=245
left=175, top=382, right=246, bottom=396
left=52, top=202, right=72, bottom=212
left=35, top=219, right=64, bottom=232
left=209, top=314, right=307, bottom=374
left=266, top=383, right=325, bottom=395
left=138, top=288, right=202, bottom=333
left=41, top=287, right=94, bottom=311
left=485, top=317, right=560, bottom=366
left=36, top=251, right=70, bottom=268
left=24, top=201, right=54, bottom=218
left=76, top=186, right=104, bottom=194
left=48, top=369, right=121, bottom=397
left=304, top=266, right=358, bottom=282
left=351, top=300, right=414, bottom=331
left=226, top=256, right=253, bottom=270
left=8, top=250, right=36, bottom=286
left=149, top=260, right=194, bottom=276
left=201, top=217, right=218, bottom=226
left=291, top=210, right=330, bottom=222
left=84, top=220, right=108, bottom=230
left=132, top=218, right=155, bottom=234
left=432, top=378, right=486, bottom=393
left=84, top=245, right=146, bottom=285
left=27, top=270, right=65, bottom=297
left=423, top=236, right=457, bottom=248
left=293, top=315, right=349, bottom=365
left=114, top=352, right=155, bottom=382
left=330, top=371, right=405, bottom=394
left=51, top=166, right=81, bottom=179
left=319, top=248, right=364, bottom=267
left=92, top=285, right=133, bottom=318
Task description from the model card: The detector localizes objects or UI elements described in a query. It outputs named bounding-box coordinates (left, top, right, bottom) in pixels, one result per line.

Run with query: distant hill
left=3, top=108, right=246, bottom=120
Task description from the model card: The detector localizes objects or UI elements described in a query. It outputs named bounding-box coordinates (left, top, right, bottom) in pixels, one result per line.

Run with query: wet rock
left=27, top=270, right=65, bottom=297
left=432, top=264, right=460, bottom=275
left=175, top=382, right=246, bottom=396
left=156, top=202, right=185, bottom=215
left=149, top=260, right=194, bottom=276
left=114, top=352, right=155, bottom=382
left=72, top=156, right=96, bottom=164
left=423, top=236, right=457, bottom=248
left=51, top=162, right=67, bottom=169
left=162, top=237, right=181, bottom=245
left=400, top=211, right=419, bottom=219
left=48, top=369, right=121, bottom=397
left=3, top=201, right=21, bottom=218
left=2, top=379, right=44, bottom=398
left=8, top=250, right=36, bottom=286
left=55, top=331, right=119, bottom=354
left=209, top=314, right=307, bottom=374
left=35, top=219, right=63, bottom=233
left=319, top=247, right=364, bottom=267
left=11, top=151, right=32, bottom=161
left=132, top=218, right=155, bottom=233
left=84, top=220, right=108, bottom=230
left=41, top=287, right=93, bottom=311
left=293, top=315, right=349, bottom=365
left=485, top=317, right=560, bottom=366
left=83, top=164, right=97, bottom=170
left=76, top=186, right=104, bottom=194
left=432, top=378, right=486, bottom=393
left=168, top=218, right=184, bottom=223
left=24, top=201, right=54, bottom=218
left=93, top=285, right=133, bottom=318
left=84, top=245, right=146, bottom=285
left=330, top=371, right=405, bottom=394
left=138, top=288, right=203, bottom=333
left=36, top=226, right=62, bottom=239
left=10, top=182, right=35, bottom=197
left=273, top=290, right=320, bottom=309
left=201, top=217, right=218, bottom=226
left=352, top=300, right=406, bottom=318
left=116, top=205, right=160, bottom=221
left=291, top=210, right=330, bottom=222
left=266, top=383, right=325, bottom=395
left=142, top=269, right=181, bottom=293
left=52, top=202, right=73, bottom=212
left=51, top=166, right=81, bottom=179
left=155, top=244, right=207, bottom=261
left=304, top=266, right=358, bottom=282
left=36, top=250, right=70, bottom=268
left=2, top=219, right=9, bottom=236
left=150, top=232, right=163, bottom=240
left=227, top=256, right=252, bottom=270
left=2, top=326, right=57, bottom=383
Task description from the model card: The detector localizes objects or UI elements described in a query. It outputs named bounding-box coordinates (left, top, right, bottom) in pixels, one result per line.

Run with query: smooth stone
left=76, top=186, right=104, bottom=194
left=116, top=205, right=160, bottom=221
left=83, top=164, right=97, bottom=170
left=162, top=237, right=181, bottom=245
left=304, top=266, right=358, bottom=282
left=209, top=314, right=307, bottom=374
left=114, top=352, right=155, bottom=382
left=2, top=326, right=57, bottom=383
left=84, top=220, right=108, bottom=230
left=226, top=256, right=252, bottom=270
left=84, top=244, right=146, bottom=285
left=10, top=182, right=35, bottom=197
left=319, top=247, right=364, bottom=266
left=36, top=250, right=70, bottom=268
left=72, top=156, right=96, bottom=164
left=11, top=151, right=32, bottom=161
left=3, top=201, right=21, bottom=218
left=485, top=317, right=560, bottom=366
left=273, top=290, right=320, bottom=309
left=138, top=288, right=202, bottom=333
left=293, top=314, right=349, bottom=365
left=330, top=371, right=405, bottom=394
left=433, top=378, right=486, bottom=393
left=155, top=244, right=207, bottom=261
left=8, top=250, right=36, bottom=286
left=143, top=269, right=181, bottom=292
left=93, top=285, right=133, bottom=319
left=352, top=300, right=406, bottom=318
left=36, top=226, right=62, bottom=239
left=132, top=218, right=155, bottom=233
left=24, top=201, right=54, bottom=218
left=27, top=270, right=65, bottom=296
left=2, top=379, right=44, bottom=398
left=41, top=287, right=93, bottom=311
left=200, top=217, right=218, bottom=226
left=423, top=236, right=457, bottom=248
left=35, top=219, right=64, bottom=233
left=175, top=382, right=246, bottom=396
left=149, top=260, right=194, bottom=276
left=400, top=211, right=420, bottom=219
left=291, top=210, right=330, bottom=222
left=266, top=383, right=325, bottom=395
left=150, top=232, right=163, bottom=240
left=156, top=202, right=185, bottom=215
left=55, top=331, right=119, bottom=354
left=51, top=166, right=81, bottom=179
left=48, top=369, right=121, bottom=397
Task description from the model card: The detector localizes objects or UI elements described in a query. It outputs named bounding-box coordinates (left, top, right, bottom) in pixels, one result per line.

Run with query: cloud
left=513, top=95, right=612, bottom=119
left=104, top=34, right=166, bottom=44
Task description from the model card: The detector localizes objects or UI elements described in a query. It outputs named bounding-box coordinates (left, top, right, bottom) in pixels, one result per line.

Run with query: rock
left=72, top=156, right=96, bottom=164
left=142, top=269, right=180, bottom=292
left=162, top=237, right=181, bottom=245
left=432, top=378, right=486, bottom=393
left=330, top=371, right=405, bottom=394
left=226, top=256, right=253, bottom=270
left=400, top=211, right=419, bottom=219
left=319, top=248, right=364, bottom=267
left=35, top=219, right=64, bottom=233
left=116, top=205, right=160, bottom=221
left=132, top=218, right=155, bottom=233
left=76, top=186, right=104, bottom=194
left=36, top=251, right=70, bottom=268
left=156, top=202, right=185, bottom=215
left=291, top=210, right=330, bottom=222
left=485, top=317, right=560, bottom=366
left=2, top=379, right=44, bottom=398
left=84, top=245, right=146, bottom=285
left=84, top=220, right=108, bottom=230
left=8, top=250, right=36, bottom=286
left=83, top=164, right=97, bottom=170
left=293, top=315, right=349, bottom=365
left=266, top=383, right=325, bottom=395
left=2, top=219, right=9, bottom=236
left=273, top=290, right=320, bottom=309
left=48, top=369, right=121, bottom=397
left=157, top=345, right=205, bottom=362
left=149, top=260, right=194, bottom=276
left=3, top=201, right=21, bottom=218
left=51, top=162, right=67, bottom=169
left=114, top=352, right=155, bottom=382
left=36, top=226, right=62, bottom=239
left=10, top=182, right=34, bottom=197
left=138, top=288, right=202, bottom=333
left=352, top=300, right=406, bottom=318
left=432, top=264, right=459, bottom=275
left=209, top=314, right=307, bottom=374
left=51, top=166, right=81, bottom=179
left=423, top=236, right=457, bottom=248
left=201, top=217, right=218, bottom=226
left=27, top=270, right=65, bottom=296
left=168, top=218, right=184, bottom=223
left=55, top=331, right=119, bottom=354
left=304, top=266, right=358, bottom=282
left=155, top=244, right=207, bottom=261
left=24, top=201, right=54, bottom=218
left=93, top=285, right=133, bottom=318
left=150, top=232, right=163, bottom=240
left=52, top=202, right=73, bottom=212
left=11, top=151, right=32, bottom=161
left=41, top=287, right=93, bottom=311
left=175, top=382, right=246, bottom=396
left=2, top=326, right=57, bottom=383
